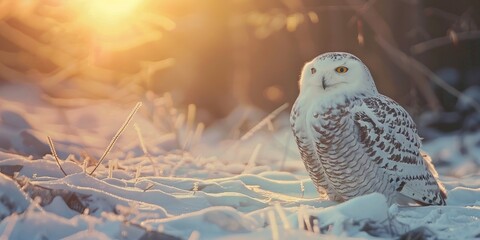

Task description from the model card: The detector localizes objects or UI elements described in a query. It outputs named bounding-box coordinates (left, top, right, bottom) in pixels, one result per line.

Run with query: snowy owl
left=290, top=52, right=447, bottom=205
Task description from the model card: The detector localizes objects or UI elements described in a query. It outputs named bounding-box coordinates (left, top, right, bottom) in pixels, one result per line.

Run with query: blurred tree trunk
left=348, top=0, right=441, bottom=112
left=230, top=7, right=252, bottom=108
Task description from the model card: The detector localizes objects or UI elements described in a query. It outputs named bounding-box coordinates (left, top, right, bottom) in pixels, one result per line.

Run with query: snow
left=0, top=174, right=31, bottom=219
left=0, top=83, right=479, bottom=239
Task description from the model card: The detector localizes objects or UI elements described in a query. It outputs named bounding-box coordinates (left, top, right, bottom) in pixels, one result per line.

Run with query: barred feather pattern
left=291, top=94, right=447, bottom=205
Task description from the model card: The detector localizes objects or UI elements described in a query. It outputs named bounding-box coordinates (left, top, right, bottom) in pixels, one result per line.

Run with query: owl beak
left=322, top=76, right=326, bottom=90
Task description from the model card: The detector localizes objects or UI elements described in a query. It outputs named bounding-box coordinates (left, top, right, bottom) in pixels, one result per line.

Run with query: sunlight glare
left=75, top=0, right=143, bottom=35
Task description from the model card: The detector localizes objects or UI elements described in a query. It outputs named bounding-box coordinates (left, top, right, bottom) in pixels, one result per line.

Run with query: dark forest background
left=0, top=0, right=479, bottom=139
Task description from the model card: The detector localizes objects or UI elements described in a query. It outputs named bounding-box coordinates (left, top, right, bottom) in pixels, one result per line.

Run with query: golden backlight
left=62, top=0, right=175, bottom=54
left=72, top=0, right=143, bottom=36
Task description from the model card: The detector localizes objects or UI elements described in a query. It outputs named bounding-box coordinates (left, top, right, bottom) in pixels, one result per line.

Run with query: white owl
left=290, top=52, right=447, bottom=205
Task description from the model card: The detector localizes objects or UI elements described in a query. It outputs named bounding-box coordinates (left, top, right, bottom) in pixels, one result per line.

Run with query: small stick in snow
left=143, top=182, right=154, bottom=192
left=47, top=136, right=67, bottom=176
left=90, top=102, right=142, bottom=176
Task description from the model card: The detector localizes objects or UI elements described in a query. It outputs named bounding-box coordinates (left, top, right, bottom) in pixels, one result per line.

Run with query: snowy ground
left=0, top=83, right=479, bottom=239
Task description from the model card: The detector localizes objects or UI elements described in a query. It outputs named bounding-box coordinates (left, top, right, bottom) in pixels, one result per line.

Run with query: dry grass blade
left=187, top=230, right=200, bottom=240
left=280, top=132, right=292, bottom=171
left=134, top=123, right=159, bottom=176
left=193, top=123, right=205, bottom=145
left=90, top=102, right=143, bottom=175
left=183, top=122, right=205, bottom=151
left=300, top=181, right=305, bottom=198
left=221, top=103, right=288, bottom=162
left=186, top=103, right=196, bottom=132
left=274, top=203, right=291, bottom=229
left=297, top=207, right=304, bottom=230
left=0, top=213, right=17, bottom=239
left=242, top=143, right=262, bottom=174
left=47, top=136, right=67, bottom=176
left=267, top=210, right=279, bottom=240
left=299, top=206, right=313, bottom=232
left=240, top=103, right=289, bottom=142
left=134, top=123, right=148, bottom=155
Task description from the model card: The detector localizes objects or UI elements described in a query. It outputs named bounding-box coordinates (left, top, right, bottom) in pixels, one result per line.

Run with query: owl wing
left=351, top=95, right=447, bottom=205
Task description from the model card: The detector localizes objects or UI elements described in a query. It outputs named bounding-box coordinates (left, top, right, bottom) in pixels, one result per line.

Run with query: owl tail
left=396, top=151, right=447, bottom=206
left=421, top=150, right=448, bottom=201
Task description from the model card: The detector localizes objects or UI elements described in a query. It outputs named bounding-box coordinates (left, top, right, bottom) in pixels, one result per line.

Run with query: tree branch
left=411, top=31, right=480, bottom=55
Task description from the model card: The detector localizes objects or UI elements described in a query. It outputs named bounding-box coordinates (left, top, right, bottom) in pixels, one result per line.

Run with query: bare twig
left=375, top=36, right=441, bottom=111
left=46, top=136, right=67, bottom=176
left=352, top=0, right=480, bottom=113
left=90, top=102, right=142, bottom=175
left=376, top=36, right=480, bottom=113
left=411, top=30, right=480, bottom=55
left=347, top=0, right=397, bottom=47
left=424, top=7, right=459, bottom=22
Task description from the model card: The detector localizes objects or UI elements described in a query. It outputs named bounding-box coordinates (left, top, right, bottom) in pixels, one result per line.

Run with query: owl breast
left=292, top=97, right=396, bottom=201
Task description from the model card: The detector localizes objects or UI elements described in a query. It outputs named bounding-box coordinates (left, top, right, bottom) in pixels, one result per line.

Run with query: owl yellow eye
left=311, top=68, right=316, bottom=74
left=335, top=66, right=348, bottom=73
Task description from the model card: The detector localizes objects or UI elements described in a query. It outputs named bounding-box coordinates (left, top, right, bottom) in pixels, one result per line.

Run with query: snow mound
left=0, top=174, right=31, bottom=220
left=0, top=83, right=479, bottom=239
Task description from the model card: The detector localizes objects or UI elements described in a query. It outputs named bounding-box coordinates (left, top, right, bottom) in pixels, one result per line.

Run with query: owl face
left=299, top=52, right=378, bottom=96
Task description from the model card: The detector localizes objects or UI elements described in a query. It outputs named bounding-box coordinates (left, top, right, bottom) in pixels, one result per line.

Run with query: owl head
left=299, top=52, right=378, bottom=97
